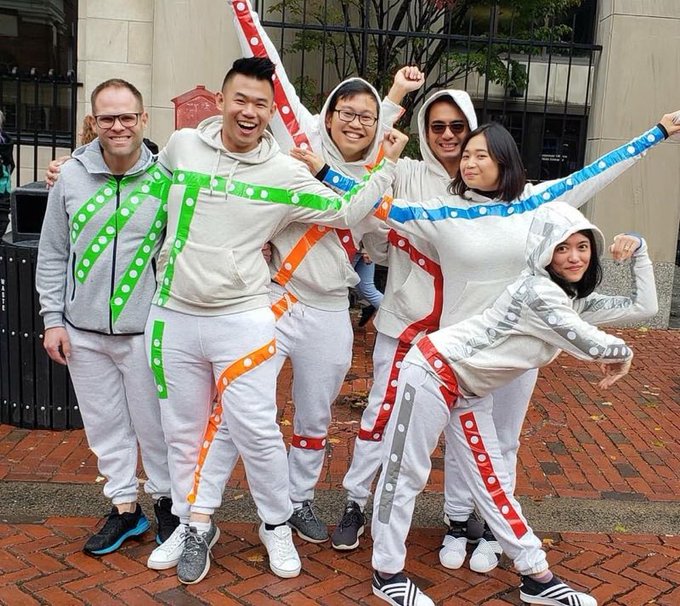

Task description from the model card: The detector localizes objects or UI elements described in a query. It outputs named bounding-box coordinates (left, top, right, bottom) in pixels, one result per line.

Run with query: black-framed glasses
left=429, top=121, right=466, bottom=135
left=93, top=112, right=142, bottom=129
left=334, top=109, right=378, bottom=127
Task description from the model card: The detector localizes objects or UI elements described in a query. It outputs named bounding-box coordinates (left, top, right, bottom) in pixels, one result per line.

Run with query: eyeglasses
left=429, top=121, right=467, bottom=135
left=333, top=109, right=378, bottom=127
left=93, top=113, right=142, bottom=129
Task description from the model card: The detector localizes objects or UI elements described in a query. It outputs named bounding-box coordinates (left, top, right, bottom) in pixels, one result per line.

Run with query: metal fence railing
left=0, top=67, right=78, bottom=186
left=252, top=0, right=601, bottom=182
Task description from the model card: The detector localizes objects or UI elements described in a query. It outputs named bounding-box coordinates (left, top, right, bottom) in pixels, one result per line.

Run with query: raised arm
left=381, top=65, right=426, bottom=129
left=228, top=0, right=316, bottom=152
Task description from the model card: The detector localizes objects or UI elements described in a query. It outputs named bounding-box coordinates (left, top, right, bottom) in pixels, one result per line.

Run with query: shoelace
left=184, top=529, right=212, bottom=558
left=296, top=504, right=321, bottom=523
left=339, top=505, right=363, bottom=529
left=272, top=528, right=296, bottom=558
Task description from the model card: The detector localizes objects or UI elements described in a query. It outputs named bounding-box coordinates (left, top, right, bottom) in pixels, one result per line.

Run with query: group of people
left=35, top=1, right=679, bottom=605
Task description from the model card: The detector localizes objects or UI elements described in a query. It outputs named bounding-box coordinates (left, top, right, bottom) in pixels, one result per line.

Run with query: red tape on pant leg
left=291, top=434, right=327, bottom=450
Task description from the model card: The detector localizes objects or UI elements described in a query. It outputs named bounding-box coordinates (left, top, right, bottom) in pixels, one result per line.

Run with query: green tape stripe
left=110, top=202, right=168, bottom=323
left=149, top=320, right=167, bottom=400
left=75, top=169, right=172, bottom=285
left=70, top=178, right=118, bottom=243
left=342, top=159, right=385, bottom=202
left=154, top=184, right=200, bottom=306
left=172, top=169, right=348, bottom=212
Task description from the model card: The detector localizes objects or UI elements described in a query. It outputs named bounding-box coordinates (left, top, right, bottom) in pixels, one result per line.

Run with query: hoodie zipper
left=109, top=176, right=123, bottom=334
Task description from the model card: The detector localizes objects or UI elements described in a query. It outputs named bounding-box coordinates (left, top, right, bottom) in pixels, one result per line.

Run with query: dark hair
left=546, top=229, right=602, bottom=299
left=222, top=57, right=275, bottom=93
left=90, top=78, right=144, bottom=111
left=449, top=122, right=526, bottom=201
left=326, top=80, right=378, bottom=115
left=424, top=96, right=467, bottom=128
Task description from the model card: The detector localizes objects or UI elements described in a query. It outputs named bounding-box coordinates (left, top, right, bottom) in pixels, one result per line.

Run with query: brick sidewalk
left=1, top=323, right=679, bottom=604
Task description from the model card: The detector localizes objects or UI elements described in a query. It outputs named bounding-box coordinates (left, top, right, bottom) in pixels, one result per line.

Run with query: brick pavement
left=1, top=322, right=679, bottom=604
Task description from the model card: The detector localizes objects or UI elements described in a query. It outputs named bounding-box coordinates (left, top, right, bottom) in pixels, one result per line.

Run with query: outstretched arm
left=227, top=0, right=316, bottom=152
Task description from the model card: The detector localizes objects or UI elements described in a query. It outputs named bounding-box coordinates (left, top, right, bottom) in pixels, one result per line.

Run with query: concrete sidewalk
left=1, top=320, right=679, bottom=604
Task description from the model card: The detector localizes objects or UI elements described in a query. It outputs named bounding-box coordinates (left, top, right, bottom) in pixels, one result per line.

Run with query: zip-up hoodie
left=370, top=90, right=478, bottom=340
left=228, top=0, right=402, bottom=310
left=423, top=202, right=657, bottom=398
left=269, top=78, right=388, bottom=310
left=382, top=122, right=668, bottom=330
left=154, top=116, right=396, bottom=316
left=36, top=140, right=170, bottom=334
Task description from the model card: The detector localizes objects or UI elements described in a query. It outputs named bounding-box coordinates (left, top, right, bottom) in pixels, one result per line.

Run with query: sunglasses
left=429, top=121, right=466, bottom=135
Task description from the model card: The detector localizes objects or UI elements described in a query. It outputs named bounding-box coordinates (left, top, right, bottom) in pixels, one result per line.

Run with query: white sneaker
left=258, top=523, right=301, bottom=578
left=147, top=523, right=188, bottom=570
left=439, top=533, right=467, bottom=569
left=469, top=537, right=502, bottom=573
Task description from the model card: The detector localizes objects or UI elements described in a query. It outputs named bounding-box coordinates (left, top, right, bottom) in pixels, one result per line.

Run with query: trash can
left=0, top=182, right=82, bottom=429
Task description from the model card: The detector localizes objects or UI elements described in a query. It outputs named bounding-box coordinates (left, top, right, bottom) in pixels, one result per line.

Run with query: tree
left=264, top=0, right=585, bottom=125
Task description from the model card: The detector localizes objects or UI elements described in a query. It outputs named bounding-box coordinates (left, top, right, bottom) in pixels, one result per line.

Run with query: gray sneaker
left=287, top=501, right=329, bottom=543
left=177, top=523, right=220, bottom=585
left=331, top=500, right=365, bottom=550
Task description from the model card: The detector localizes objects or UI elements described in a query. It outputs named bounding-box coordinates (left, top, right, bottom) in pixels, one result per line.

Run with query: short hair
left=90, top=79, right=144, bottom=111
left=424, top=96, right=467, bottom=128
left=222, top=57, right=275, bottom=93
left=326, top=80, right=378, bottom=115
left=546, top=229, right=603, bottom=299
left=449, top=122, right=526, bottom=201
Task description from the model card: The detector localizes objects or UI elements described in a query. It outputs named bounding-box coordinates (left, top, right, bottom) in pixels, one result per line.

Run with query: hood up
left=195, top=114, right=280, bottom=164
left=416, top=89, right=478, bottom=177
left=525, top=201, right=606, bottom=278
left=318, top=77, right=383, bottom=170
left=72, top=138, right=155, bottom=176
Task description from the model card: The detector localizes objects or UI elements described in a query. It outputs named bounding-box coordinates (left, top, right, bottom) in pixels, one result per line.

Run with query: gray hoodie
left=36, top=141, right=170, bottom=334
left=424, top=202, right=658, bottom=398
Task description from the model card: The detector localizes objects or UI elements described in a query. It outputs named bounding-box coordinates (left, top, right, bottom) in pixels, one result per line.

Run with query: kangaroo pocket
left=443, top=277, right=513, bottom=326
left=384, top=264, right=434, bottom=322
left=171, top=240, right=248, bottom=306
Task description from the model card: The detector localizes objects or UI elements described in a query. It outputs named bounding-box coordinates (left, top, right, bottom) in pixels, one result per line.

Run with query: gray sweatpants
left=372, top=351, right=547, bottom=576
left=65, top=325, right=171, bottom=505
left=146, top=305, right=293, bottom=525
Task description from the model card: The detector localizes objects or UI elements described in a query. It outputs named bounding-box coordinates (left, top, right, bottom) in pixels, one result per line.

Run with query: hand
left=597, top=357, right=632, bottom=389
left=659, top=110, right=680, bottom=141
left=382, top=129, right=409, bottom=162
left=387, top=66, right=425, bottom=105
left=609, top=233, right=641, bottom=262
left=45, top=155, right=70, bottom=188
left=361, top=252, right=373, bottom=265
left=262, top=242, right=272, bottom=263
left=290, top=147, right=324, bottom=174
left=43, top=327, right=71, bottom=365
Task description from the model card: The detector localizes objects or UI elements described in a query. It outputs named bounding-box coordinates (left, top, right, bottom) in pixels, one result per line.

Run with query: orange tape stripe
left=373, top=195, right=393, bottom=221
left=272, top=225, right=332, bottom=286
left=187, top=338, right=277, bottom=504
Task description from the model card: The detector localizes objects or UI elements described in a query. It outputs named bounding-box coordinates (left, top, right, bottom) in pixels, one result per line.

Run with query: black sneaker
left=465, top=510, right=485, bottom=543
left=372, top=571, right=435, bottom=606
left=331, top=500, right=365, bottom=550
left=469, top=523, right=502, bottom=573
left=519, top=575, right=597, bottom=606
left=358, top=304, right=376, bottom=327
left=83, top=504, right=150, bottom=556
left=287, top=501, right=329, bottom=543
left=154, top=496, right=180, bottom=545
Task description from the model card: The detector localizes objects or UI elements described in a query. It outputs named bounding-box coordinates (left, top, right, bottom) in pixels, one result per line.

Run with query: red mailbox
left=171, top=85, right=220, bottom=129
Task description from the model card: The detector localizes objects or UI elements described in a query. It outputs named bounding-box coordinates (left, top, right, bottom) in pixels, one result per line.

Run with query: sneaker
left=287, top=501, right=329, bottom=543
left=83, top=504, right=150, bottom=556
left=258, top=523, right=301, bottom=578
left=358, top=304, right=377, bottom=328
left=439, top=520, right=467, bottom=569
left=154, top=497, right=180, bottom=545
left=331, top=500, right=365, bottom=550
left=177, top=523, right=220, bottom=585
left=372, top=571, right=435, bottom=606
left=519, top=575, right=598, bottom=606
left=469, top=524, right=502, bottom=573
left=465, top=510, right=485, bottom=543
left=147, top=523, right=188, bottom=570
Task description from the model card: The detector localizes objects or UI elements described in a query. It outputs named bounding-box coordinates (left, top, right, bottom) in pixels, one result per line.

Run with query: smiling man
left=36, top=79, right=177, bottom=556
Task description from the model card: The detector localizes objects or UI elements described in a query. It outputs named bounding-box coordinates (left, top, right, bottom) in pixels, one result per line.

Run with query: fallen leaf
left=600, top=401, right=613, bottom=407
left=247, top=554, right=265, bottom=562
left=233, top=494, right=245, bottom=501
left=590, top=414, right=606, bottom=421
left=613, top=523, right=628, bottom=533
left=95, top=476, right=105, bottom=483
left=280, top=419, right=291, bottom=426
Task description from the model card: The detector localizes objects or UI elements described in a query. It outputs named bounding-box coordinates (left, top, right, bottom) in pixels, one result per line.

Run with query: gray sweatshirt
left=36, top=140, right=170, bottom=334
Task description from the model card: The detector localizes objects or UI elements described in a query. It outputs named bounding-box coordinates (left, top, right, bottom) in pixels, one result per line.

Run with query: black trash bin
left=0, top=182, right=82, bottom=429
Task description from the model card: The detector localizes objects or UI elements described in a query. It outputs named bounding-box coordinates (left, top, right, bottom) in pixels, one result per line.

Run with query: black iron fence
left=253, top=0, right=601, bottom=181
left=0, top=67, right=78, bottom=186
